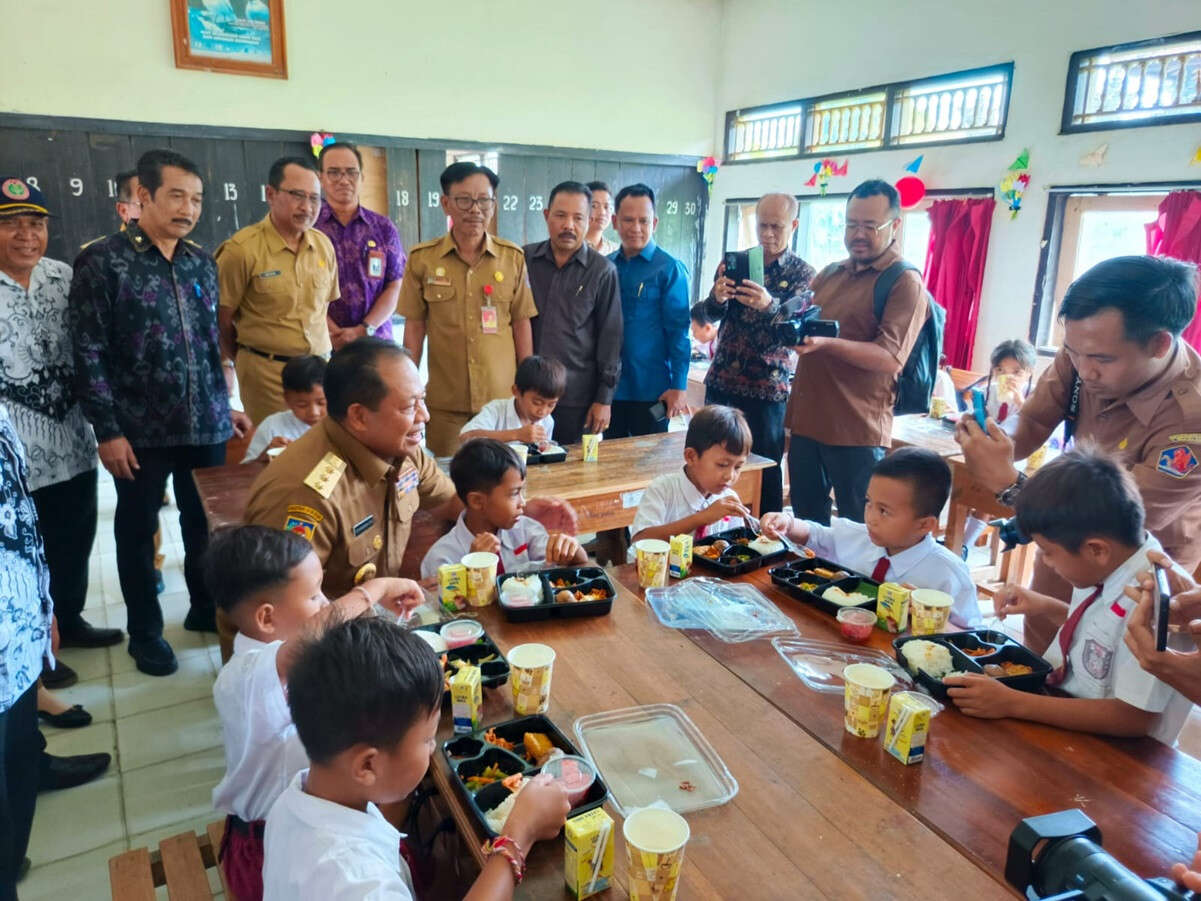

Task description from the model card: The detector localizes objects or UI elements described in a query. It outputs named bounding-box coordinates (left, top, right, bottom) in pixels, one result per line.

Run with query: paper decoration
left=696, top=156, right=719, bottom=192
left=1008, top=149, right=1029, bottom=171
left=1190, top=144, right=1201, bottom=166
left=805, top=159, right=848, bottom=195
left=310, top=132, right=337, bottom=158
left=904, top=155, right=924, bottom=173
left=999, top=148, right=1030, bottom=219
left=1079, top=144, right=1108, bottom=168
left=895, top=175, right=926, bottom=208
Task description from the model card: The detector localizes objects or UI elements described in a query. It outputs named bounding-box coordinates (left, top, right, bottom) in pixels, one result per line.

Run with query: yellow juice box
left=564, top=807, right=614, bottom=899
left=929, top=396, right=949, bottom=419
left=876, top=582, right=911, bottom=633
left=581, top=433, right=600, bottom=463
left=438, top=563, right=468, bottom=615
left=668, top=534, right=693, bottom=579
left=884, top=691, right=931, bottom=765
left=1024, top=442, right=1049, bottom=475
left=449, top=664, right=481, bottom=734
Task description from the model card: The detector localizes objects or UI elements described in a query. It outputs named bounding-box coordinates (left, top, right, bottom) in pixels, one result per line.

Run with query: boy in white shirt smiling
left=761, top=447, right=981, bottom=627
left=207, top=525, right=423, bottom=901
left=459, top=355, right=564, bottom=448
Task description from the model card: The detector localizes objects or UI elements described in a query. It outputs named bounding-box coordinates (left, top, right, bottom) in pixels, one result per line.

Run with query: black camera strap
left=1064, top=371, right=1081, bottom=446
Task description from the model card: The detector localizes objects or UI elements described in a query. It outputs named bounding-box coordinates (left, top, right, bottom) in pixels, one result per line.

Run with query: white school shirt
left=1044, top=534, right=1194, bottom=745
left=628, top=469, right=750, bottom=562
left=263, top=770, right=413, bottom=901
left=211, top=633, right=308, bottom=822
left=242, top=410, right=313, bottom=463
left=420, top=512, right=550, bottom=579
left=460, top=397, right=554, bottom=441
left=805, top=517, right=982, bottom=628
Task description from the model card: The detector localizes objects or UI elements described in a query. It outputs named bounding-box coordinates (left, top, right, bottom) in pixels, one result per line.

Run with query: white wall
left=0, top=0, right=721, bottom=157
left=706, top=0, right=1201, bottom=369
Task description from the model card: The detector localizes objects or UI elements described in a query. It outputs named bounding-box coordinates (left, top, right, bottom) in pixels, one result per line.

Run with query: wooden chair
left=109, top=820, right=236, bottom=901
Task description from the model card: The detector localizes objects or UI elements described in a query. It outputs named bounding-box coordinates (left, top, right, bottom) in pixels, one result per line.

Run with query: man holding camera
left=705, top=193, right=815, bottom=513
left=785, top=180, right=928, bottom=523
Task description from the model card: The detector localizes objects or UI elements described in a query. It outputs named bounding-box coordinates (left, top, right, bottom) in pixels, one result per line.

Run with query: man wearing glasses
left=217, top=156, right=339, bottom=424
left=398, top=162, right=537, bottom=456
left=785, top=179, right=929, bottom=523
left=315, top=142, right=405, bottom=350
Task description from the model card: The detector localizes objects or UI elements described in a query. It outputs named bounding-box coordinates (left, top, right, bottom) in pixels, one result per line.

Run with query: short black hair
left=586, top=181, right=611, bottom=197
left=287, top=616, right=443, bottom=765
left=847, top=179, right=900, bottom=219
left=268, top=156, right=319, bottom=190
left=115, top=170, right=138, bottom=203
left=136, top=149, right=202, bottom=198
left=514, top=355, right=566, bottom=398
left=281, top=355, right=328, bottom=394
left=691, top=301, right=719, bottom=327
left=1016, top=446, right=1144, bottom=552
left=990, top=338, right=1037, bottom=372
left=450, top=438, right=525, bottom=503
left=685, top=405, right=751, bottom=457
left=614, top=183, right=655, bottom=213
left=204, top=525, right=314, bottom=614
left=440, top=162, right=499, bottom=194
left=547, top=181, right=591, bottom=208
left=1059, top=256, right=1198, bottom=343
left=324, top=337, right=410, bottom=420
left=871, top=447, right=951, bottom=519
left=318, top=141, right=363, bottom=170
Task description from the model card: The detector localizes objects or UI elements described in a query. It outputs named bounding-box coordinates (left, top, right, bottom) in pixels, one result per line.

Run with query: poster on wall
left=170, top=0, right=288, bottom=80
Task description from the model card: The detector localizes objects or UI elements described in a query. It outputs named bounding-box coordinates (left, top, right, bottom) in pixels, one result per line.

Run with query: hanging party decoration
left=1190, top=144, right=1201, bottom=166
left=903, top=155, right=924, bottom=174
left=697, top=156, right=720, bottom=192
left=1078, top=143, right=1108, bottom=168
left=803, top=158, right=848, bottom=195
left=999, top=148, right=1031, bottom=218
left=310, top=132, right=337, bottom=158
left=895, top=175, right=926, bottom=208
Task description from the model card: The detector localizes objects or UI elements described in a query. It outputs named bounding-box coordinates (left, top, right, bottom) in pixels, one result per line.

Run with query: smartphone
left=723, top=250, right=749, bottom=285
left=971, top=388, right=988, bottom=430
left=747, top=245, right=765, bottom=284
left=1154, top=566, right=1172, bottom=653
left=649, top=401, right=668, bottom=422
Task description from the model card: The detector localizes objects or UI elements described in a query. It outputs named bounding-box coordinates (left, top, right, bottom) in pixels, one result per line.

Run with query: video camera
left=770, top=291, right=839, bottom=346
left=1006, top=809, right=1197, bottom=901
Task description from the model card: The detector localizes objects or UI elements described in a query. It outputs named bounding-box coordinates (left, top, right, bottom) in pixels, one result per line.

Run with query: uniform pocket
left=348, top=530, right=382, bottom=568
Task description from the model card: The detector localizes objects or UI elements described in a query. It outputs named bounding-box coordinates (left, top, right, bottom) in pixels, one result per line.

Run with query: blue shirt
left=609, top=241, right=691, bottom=402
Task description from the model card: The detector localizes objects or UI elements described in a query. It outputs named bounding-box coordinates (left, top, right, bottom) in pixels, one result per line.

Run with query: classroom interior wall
left=706, top=0, right=1201, bottom=370
left=0, top=0, right=721, bottom=157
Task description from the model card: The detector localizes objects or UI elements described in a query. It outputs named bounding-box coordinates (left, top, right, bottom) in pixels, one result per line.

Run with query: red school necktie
left=1046, top=584, right=1103, bottom=687
left=871, top=556, right=890, bottom=582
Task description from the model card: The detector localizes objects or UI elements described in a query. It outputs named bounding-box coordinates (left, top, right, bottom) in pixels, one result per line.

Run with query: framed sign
left=170, top=0, right=288, bottom=80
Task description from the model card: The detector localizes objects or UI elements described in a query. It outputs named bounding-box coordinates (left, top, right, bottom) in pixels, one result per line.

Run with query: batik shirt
left=315, top=202, right=405, bottom=340
left=0, top=258, right=96, bottom=491
left=69, top=223, right=232, bottom=449
left=0, top=404, right=54, bottom=712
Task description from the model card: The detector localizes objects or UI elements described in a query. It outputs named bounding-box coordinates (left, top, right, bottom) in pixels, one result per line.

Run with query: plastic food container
left=413, top=629, right=448, bottom=653
left=836, top=606, right=876, bottom=643
left=440, top=619, right=484, bottom=649
left=541, top=754, right=597, bottom=806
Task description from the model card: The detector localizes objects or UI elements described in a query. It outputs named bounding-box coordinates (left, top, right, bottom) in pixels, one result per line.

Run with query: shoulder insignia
left=1157, top=445, right=1199, bottom=479
left=303, top=452, right=347, bottom=498
left=79, top=235, right=104, bottom=250
left=284, top=513, right=318, bottom=542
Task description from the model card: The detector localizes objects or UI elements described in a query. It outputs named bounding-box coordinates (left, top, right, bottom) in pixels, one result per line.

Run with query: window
left=1062, top=31, right=1201, bottom=132
left=724, top=64, right=1012, bottom=162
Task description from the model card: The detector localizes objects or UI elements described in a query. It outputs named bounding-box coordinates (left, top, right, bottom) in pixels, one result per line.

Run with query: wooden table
left=614, top=564, right=1201, bottom=888
left=429, top=578, right=1006, bottom=899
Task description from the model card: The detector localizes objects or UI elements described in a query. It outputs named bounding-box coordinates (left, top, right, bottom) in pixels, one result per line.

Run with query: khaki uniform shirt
left=786, top=246, right=927, bottom=447
left=216, top=216, right=339, bottom=357
left=242, top=417, right=456, bottom=596
left=397, top=232, right=537, bottom=413
left=1020, top=343, right=1201, bottom=570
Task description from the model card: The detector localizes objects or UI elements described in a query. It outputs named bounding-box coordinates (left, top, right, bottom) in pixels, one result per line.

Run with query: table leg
left=748, top=472, right=763, bottom=517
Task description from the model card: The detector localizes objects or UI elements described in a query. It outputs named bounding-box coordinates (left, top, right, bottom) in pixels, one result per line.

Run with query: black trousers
left=787, top=436, right=885, bottom=525
left=31, top=468, right=98, bottom=632
left=704, top=388, right=787, bottom=514
left=551, top=404, right=590, bottom=447
left=0, top=683, right=39, bottom=900
left=113, top=443, right=225, bottom=641
left=604, top=400, right=668, bottom=439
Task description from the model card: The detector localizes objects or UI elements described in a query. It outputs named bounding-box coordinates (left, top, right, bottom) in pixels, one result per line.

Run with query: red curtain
left=1146, top=190, right=1201, bottom=351
left=922, top=197, right=995, bottom=369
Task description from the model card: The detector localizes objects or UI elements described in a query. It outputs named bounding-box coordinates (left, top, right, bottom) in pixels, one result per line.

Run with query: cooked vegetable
left=523, top=732, right=553, bottom=763
left=464, top=763, right=508, bottom=792
left=484, top=728, right=515, bottom=751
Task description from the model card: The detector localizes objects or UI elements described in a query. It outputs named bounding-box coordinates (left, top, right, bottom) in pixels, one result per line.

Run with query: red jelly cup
left=837, top=607, right=876, bottom=643
left=540, top=754, right=596, bottom=807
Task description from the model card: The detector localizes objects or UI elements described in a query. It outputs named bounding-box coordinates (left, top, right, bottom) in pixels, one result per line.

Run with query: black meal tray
left=769, top=557, right=880, bottom=616
left=414, top=624, right=510, bottom=694
left=526, top=443, right=567, bottom=465
left=495, top=567, right=615, bottom=622
left=893, top=630, right=1052, bottom=700
left=442, top=714, right=608, bottom=838
left=692, top=526, right=792, bottom=575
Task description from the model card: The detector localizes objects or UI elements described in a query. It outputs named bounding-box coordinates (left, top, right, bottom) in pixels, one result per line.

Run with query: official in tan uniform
left=957, top=255, right=1201, bottom=653
left=399, top=162, right=537, bottom=456
left=217, top=156, right=338, bottom=425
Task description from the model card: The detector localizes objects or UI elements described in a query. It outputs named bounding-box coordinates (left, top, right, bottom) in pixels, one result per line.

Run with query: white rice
left=900, top=639, right=954, bottom=679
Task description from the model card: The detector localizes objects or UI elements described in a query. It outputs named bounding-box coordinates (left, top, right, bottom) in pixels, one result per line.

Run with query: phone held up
left=1154, top=565, right=1172, bottom=653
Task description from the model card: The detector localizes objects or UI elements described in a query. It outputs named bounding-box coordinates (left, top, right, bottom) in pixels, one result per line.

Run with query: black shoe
left=128, top=637, right=178, bottom=676
left=38, top=704, right=93, bottom=729
left=155, top=569, right=165, bottom=594
left=183, top=606, right=217, bottom=633
left=58, top=618, right=124, bottom=649
left=17, top=856, right=30, bottom=881
left=41, top=659, right=78, bottom=689
left=38, top=751, right=112, bottom=792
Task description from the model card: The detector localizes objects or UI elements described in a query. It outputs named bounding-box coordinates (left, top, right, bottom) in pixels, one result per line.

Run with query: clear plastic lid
left=645, top=578, right=798, bottom=643
left=771, top=637, right=914, bottom=694
left=573, top=703, right=739, bottom=816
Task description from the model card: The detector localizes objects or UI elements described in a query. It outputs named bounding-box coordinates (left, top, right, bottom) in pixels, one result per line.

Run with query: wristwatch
left=995, top=471, right=1027, bottom=507
left=364, top=323, right=377, bottom=337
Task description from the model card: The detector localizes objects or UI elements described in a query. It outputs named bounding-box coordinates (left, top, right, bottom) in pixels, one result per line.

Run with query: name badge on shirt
left=257, top=270, right=282, bottom=279
left=366, top=250, right=385, bottom=279
left=426, top=275, right=452, bottom=287
left=481, top=304, right=499, bottom=335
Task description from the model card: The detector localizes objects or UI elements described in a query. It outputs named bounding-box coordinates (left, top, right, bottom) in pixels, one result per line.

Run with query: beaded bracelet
left=482, top=835, right=527, bottom=884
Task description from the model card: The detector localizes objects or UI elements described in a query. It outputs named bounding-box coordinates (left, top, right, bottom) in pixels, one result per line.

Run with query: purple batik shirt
left=315, top=202, right=405, bottom=340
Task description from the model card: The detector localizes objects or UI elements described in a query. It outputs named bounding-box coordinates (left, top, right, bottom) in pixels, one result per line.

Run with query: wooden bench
left=109, top=820, right=235, bottom=901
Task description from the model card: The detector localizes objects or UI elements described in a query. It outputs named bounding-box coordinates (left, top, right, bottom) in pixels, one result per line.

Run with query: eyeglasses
left=282, top=189, right=322, bottom=206
left=449, top=195, right=496, bottom=212
left=844, top=220, right=893, bottom=235
left=324, top=168, right=360, bottom=181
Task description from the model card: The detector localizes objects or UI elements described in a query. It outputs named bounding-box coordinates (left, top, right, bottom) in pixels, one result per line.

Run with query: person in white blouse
left=242, top=355, right=327, bottom=463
